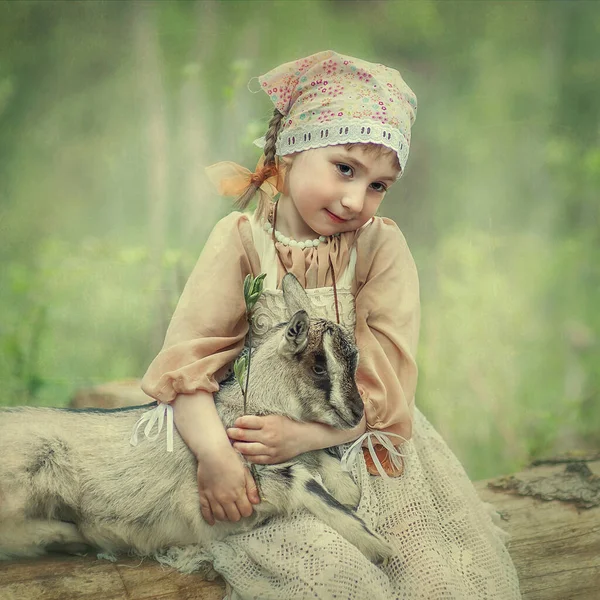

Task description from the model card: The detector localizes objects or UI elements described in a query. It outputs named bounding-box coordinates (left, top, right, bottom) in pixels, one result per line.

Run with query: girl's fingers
left=235, top=493, right=254, bottom=518
left=244, top=469, right=261, bottom=505
left=201, top=508, right=215, bottom=525
left=234, top=415, right=264, bottom=429
left=227, top=427, right=261, bottom=441
left=233, top=442, right=267, bottom=456
left=222, top=502, right=243, bottom=523
left=210, top=502, right=227, bottom=523
left=199, top=498, right=215, bottom=526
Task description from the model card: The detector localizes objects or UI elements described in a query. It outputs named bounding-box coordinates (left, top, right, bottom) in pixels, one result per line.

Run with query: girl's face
left=278, top=144, right=400, bottom=240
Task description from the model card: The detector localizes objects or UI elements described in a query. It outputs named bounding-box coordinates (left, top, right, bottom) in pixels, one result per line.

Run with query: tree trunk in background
left=132, top=1, right=170, bottom=347
left=178, top=0, right=218, bottom=253
left=218, top=17, right=261, bottom=163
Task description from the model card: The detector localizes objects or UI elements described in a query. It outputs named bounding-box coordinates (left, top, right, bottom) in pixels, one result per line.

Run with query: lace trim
left=275, top=122, right=409, bottom=174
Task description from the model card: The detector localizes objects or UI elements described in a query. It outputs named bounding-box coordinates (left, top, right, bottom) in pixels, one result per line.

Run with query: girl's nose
left=340, top=189, right=365, bottom=214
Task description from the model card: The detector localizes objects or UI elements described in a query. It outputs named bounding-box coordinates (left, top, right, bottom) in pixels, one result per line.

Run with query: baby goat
left=0, top=274, right=392, bottom=565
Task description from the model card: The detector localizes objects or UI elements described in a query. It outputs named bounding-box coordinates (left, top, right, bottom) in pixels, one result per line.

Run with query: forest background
left=0, top=0, right=598, bottom=479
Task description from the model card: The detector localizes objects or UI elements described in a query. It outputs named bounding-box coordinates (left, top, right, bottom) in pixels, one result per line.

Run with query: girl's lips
left=325, top=209, right=347, bottom=223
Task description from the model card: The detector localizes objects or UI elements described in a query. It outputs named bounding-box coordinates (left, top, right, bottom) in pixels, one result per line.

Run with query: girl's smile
left=325, top=209, right=349, bottom=224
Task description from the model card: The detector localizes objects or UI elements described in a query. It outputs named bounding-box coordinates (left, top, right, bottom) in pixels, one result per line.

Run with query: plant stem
left=244, top=314, right=252, bottom=414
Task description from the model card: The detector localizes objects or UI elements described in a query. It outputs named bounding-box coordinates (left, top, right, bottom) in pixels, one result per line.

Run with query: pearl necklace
left=262, top=221, right=338, bottom=249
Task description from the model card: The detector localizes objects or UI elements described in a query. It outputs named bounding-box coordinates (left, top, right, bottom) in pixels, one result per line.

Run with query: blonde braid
left=263, top=108, right=284, bottom=169
left=234, top=108, right=285, bottom=221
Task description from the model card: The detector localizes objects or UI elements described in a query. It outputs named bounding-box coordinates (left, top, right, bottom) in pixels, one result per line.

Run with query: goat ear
left=279, top=310, right=310, bottom=356
left=282, top=273, right=312, bottom=317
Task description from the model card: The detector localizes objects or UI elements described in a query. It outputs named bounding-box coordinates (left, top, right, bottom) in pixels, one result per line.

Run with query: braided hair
left=234, top=108, right=285, bottom=222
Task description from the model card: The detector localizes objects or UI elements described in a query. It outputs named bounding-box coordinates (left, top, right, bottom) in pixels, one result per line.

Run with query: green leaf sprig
left=234, top=273, right=266, bottom=414
left=233, top=349, right=248, bottom=392
left=243, top=272, right=266, bottom=313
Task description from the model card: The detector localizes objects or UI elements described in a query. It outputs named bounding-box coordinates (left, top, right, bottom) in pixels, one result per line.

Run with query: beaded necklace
left=262, top=221, right=329, bottom=249
left=270, top=200, right=341, bottom=325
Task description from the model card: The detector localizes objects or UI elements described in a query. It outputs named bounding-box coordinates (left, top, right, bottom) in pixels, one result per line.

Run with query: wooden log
left=2, top=458, right=598, bottom=599
left=0, top=554, right=226, bottom=600
left=70, top=380, right=149, bottom=409
left=474, top=456, right=600, bottom=600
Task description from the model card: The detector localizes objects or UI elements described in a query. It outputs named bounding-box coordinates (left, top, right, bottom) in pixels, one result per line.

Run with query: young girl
left=140, top=51, right=521, bottom=599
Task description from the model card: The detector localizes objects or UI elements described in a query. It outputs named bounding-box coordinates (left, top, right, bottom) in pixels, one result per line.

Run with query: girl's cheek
left=300, top=182, right=326, bottom=202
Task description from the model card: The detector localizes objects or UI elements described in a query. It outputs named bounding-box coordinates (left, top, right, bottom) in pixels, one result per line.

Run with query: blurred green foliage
left=0, top=0, right=598, bottom=479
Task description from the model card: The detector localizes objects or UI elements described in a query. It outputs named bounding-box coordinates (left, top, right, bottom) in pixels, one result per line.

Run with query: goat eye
left=312, top=365, right=327, bottom=376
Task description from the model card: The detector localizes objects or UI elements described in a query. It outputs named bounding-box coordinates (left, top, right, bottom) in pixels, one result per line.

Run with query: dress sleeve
left=141, top=212, right=260, bottom=403
left=353, top=217, right=420, bottom=442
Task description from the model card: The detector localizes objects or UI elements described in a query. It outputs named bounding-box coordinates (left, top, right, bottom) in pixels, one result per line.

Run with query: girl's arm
left=301, top=415, right=367, bottom=450
left=352, top=217, right=420, bottom=444
left=227, top=414, right=367, bottom=464
left=173, top=391, right=261, bottom=524
left=141, top=213, right=263, bottom=521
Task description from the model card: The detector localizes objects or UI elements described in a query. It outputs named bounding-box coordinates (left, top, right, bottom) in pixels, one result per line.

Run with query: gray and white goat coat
left=0, top=274, right=392, bottom=564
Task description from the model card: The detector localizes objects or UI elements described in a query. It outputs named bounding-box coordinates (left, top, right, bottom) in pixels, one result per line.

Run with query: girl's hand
left=196, top=444, right=260, bottom=526
left=227, top=415, right=310, bottom=464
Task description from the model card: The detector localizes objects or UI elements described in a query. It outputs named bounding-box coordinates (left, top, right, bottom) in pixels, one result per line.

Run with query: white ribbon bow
left=129, top=403, right=174, bottom=452
left=340, top=431, right=407, bottom=479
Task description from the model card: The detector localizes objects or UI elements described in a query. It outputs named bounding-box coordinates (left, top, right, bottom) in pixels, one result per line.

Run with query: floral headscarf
left=259, top=50, right=417, bottom=173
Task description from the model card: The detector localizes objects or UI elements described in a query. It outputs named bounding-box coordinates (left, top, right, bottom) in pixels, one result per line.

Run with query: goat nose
left=350, top=391, right=364, bottom=422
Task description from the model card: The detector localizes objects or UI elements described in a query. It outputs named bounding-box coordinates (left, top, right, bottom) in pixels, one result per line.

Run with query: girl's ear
left=279, top=154, right=293, bottom=168
left=276, top=155, right=293, bottom=195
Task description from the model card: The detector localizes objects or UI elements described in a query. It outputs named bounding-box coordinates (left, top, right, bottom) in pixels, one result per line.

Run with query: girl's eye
left=312, top=364, right=327, bottom=376
left=336, top=163, right=353, bottom=177
left=370, top=182, right=387, bottom=193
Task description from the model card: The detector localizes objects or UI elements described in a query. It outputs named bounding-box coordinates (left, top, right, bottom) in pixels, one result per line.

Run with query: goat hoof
left=375, top=549, right=392, bottom=568
left=371, top=538, right=395, bottom=566
left=45, top=541, right=94, bottom=556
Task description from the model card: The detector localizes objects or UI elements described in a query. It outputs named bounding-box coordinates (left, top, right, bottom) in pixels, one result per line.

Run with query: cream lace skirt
left=158, top=408, right=521, bottom=600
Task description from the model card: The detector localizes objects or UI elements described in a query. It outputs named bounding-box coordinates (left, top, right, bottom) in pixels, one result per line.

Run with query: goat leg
left=301, top=477, right=393, bottom=565
left=0, top=519, right=87, bottom=560
left=255, top=463, right=393, bottom=565
left=316, top=452, right=361, bottom=508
